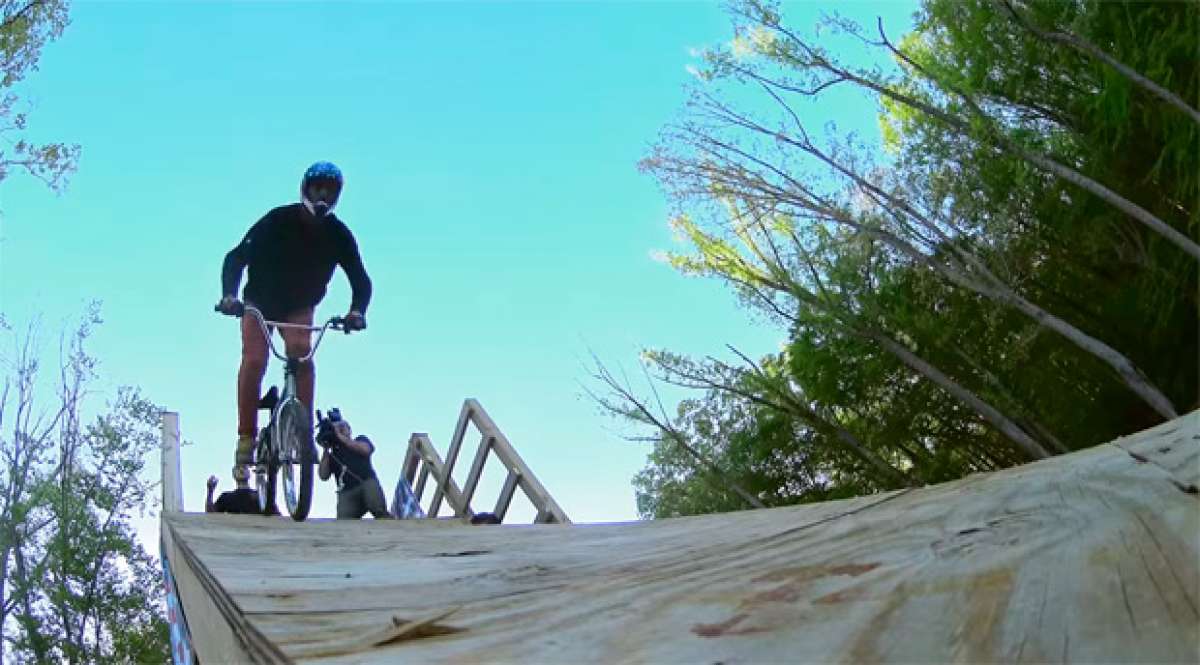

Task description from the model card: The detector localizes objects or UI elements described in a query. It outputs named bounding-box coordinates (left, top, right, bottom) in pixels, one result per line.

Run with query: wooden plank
left=161, top=411, right=183, bottom=513
left=401, top=434, right=427, bottom=485
left=411, top=435, right=470, bottom=518
left=491, top=439, right=568, bottom=524
left=165, top=410, right=1200, bottom=664
left=493, top=470, right=521, bottom=522
left=460, top=434, right=492, bottom=514
left=428, top=402, right=474, bottom=518
left=413, top=464, right=430, bottom=505
left=409, top=433, right=432, bottom=502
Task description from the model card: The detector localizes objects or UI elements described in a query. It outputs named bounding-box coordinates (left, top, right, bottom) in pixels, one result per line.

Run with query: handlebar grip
left=214, top=301, right=245, bottom=317
left=329, top=316, right=348, bottom=333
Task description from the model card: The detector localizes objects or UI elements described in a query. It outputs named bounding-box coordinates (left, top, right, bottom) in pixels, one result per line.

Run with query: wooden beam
left=161, top=411, right=183, bottom=514
left=401, top=433, right=427, bottom=485
left=493, top=469, right=521, bottom=522
left=411, top=434, right=471, bottom=518
left=428, top=402, right=474, bottom=518
left=460, top=434, right=492, bottom=512
left=413, top=464, right=431, bottom=505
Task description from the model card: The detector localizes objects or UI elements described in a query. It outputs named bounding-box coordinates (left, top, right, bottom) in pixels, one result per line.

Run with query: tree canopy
left=607, top=0, right=1197, bottom=519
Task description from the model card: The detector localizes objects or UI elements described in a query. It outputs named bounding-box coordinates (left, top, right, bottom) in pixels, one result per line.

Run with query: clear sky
left=1, top=1, right=917, bottom=535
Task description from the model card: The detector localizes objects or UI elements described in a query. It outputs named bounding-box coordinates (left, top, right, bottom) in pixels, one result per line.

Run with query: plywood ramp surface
left=164, top=411, right=1199, bottom=664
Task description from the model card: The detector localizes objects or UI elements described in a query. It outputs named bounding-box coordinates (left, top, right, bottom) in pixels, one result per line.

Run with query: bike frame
left=243, top=306, right=344, bottom=517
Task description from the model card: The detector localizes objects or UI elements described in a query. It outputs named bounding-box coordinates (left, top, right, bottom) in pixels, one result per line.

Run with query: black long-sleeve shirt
left=221, top=203, right=372, bottom=319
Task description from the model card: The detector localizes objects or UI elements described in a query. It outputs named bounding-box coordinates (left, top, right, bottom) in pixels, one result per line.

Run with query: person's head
left=301, top=161, right=343, bottom=218
left=231, top=465, right=250, bottom=490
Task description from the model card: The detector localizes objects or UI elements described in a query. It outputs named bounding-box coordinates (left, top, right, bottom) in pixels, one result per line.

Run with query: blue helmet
left=301, top=161, right=343, bottom=217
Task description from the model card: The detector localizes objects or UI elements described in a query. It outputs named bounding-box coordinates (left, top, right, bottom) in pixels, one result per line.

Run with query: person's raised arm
left=205, top=476, right=218, bottom=513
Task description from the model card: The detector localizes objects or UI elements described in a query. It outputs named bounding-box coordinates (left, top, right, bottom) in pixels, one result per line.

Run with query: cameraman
left=317, top=412, right=390, bottom=519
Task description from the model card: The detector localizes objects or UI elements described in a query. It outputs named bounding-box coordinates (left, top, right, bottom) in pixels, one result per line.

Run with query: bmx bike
left=226, top=304, right=347, bottom=521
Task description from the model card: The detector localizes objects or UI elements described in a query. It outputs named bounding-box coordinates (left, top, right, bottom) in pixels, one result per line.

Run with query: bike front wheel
left=277, top=399, right=314, bottom=521
left=254, top=428, right=277, bottom=516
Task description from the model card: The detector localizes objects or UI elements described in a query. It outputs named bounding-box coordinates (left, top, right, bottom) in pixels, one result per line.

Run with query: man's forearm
left=221, top=246, right=246, bottom=297
left=343, top=257, right=372, bottom=314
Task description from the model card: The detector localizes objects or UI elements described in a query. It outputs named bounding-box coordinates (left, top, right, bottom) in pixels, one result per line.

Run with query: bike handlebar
left=216, top=303, right=349, bottom=363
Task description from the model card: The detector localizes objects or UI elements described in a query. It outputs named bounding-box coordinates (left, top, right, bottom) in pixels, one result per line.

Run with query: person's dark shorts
left=337, top=476, right=390, bottom=519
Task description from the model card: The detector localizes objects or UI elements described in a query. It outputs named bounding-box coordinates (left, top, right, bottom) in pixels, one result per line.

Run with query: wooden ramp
left=160, top=410, right=1199, bottom=664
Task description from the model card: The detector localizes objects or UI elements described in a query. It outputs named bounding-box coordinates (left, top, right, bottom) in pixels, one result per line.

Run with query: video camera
left=315, top=407, right=342, bottom=448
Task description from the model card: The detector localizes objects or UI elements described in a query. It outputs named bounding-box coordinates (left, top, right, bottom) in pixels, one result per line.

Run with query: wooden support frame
left=404, top=433, right=472, bottom=517
left=402, top=399, right=570, bottom=524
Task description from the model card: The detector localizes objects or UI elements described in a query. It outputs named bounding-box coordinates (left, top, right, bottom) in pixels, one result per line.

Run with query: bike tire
left=278, top=399, right=314, bottom=521
left=254, top=428, right=278, bottom=516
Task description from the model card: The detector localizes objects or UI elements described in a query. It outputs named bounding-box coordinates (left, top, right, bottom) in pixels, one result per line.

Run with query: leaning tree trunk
left=862, top=329, right=1054, bottom=461
left=784, top=126, right=1183, bottom=421
left=679, top=86, right=1184, bottom=422
left=760, top=35, right=1200, bottom=261
left=996, top=0, right=1200, bottom=127
left=725, top=350, right=914, bottom=488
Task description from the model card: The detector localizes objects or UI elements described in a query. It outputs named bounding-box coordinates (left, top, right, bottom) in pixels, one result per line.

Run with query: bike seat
left=258, top=386, right=279, bottom=411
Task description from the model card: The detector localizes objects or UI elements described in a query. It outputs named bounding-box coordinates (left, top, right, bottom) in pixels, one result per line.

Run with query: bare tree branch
left=588, top=354, right=767, bottom=509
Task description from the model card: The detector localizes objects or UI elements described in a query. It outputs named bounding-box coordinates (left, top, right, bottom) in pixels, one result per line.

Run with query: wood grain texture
left=166, top=410, right=1200, bottom=663
left=1111, top=413, right=1199, bottom=491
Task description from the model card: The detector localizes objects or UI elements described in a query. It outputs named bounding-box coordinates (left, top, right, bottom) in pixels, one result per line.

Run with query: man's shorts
left=336, top=476, right=389, bottom=519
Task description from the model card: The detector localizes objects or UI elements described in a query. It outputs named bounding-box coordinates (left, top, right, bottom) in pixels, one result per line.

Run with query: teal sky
left=1, top=1, right=917, bottom=530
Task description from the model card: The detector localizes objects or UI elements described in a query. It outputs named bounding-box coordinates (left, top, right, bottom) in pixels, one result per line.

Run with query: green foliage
left=620, top=0, right=1197, bottom=517
left=886, top=0, right=1198, bottom=422
left=0, top=312, right=169, bottom=664
left=0, top=0, right=79, bottom=189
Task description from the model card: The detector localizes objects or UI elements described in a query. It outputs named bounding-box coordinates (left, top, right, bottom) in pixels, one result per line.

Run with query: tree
left=0, top=0, right=79, bottom=189
left=647, top=0, right=1184, bottom=420
left=0, top=309, right=169, bottom=663
left=632, top=385, right=846, bottom=519
left=614, top=0, right=1196, bottom=517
